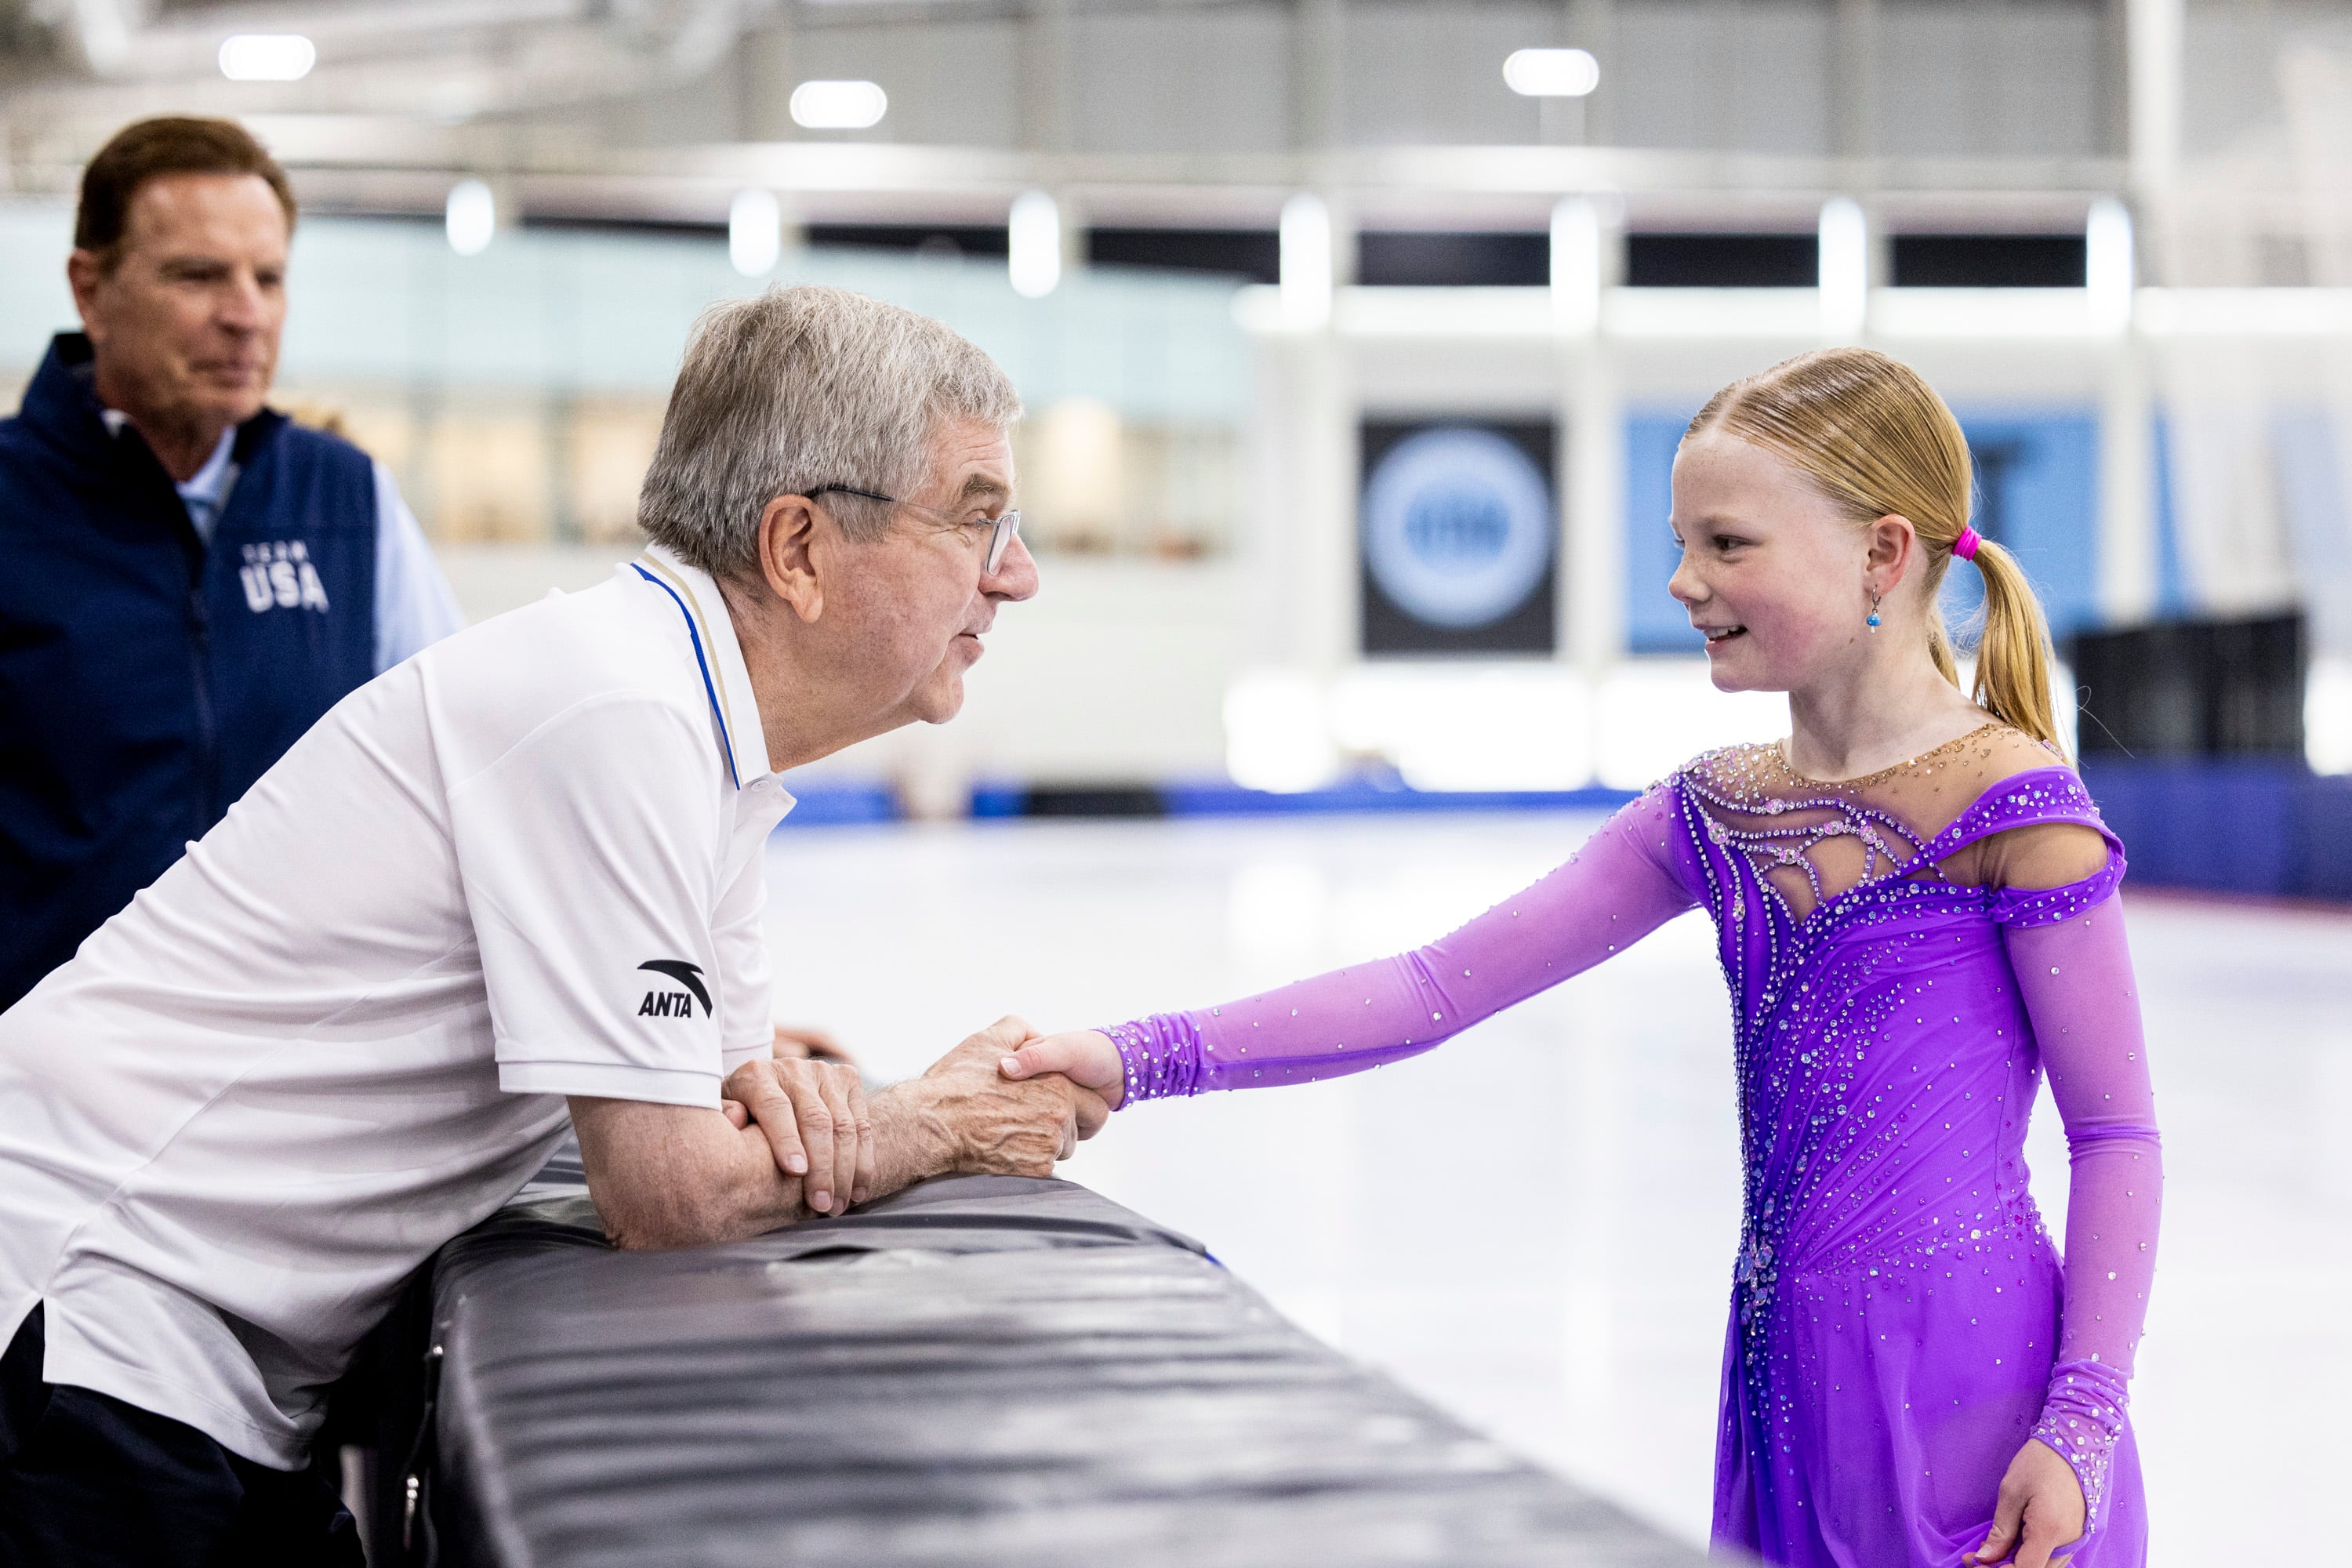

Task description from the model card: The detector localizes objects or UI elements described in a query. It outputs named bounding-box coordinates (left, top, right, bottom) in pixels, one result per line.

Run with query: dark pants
left=0, top=1305, right=364, bottom=1568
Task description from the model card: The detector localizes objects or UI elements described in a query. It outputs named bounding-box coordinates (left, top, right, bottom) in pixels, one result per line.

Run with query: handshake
left=715, top=1018, right=1130, bottom=1219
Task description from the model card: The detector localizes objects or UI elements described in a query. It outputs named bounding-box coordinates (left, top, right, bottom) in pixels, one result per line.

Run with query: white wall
left=440, top=543, right=1251, bottom=804
left=405, top=278, right=2352, bottom=799
left=797, top=558, right=1250, bottom=806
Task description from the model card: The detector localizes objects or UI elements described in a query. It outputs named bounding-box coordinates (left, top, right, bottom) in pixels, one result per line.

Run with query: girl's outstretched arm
left=1002, top=788, right=1700, bottom=1108
left=1969, top=830, right=2161, bottom=1567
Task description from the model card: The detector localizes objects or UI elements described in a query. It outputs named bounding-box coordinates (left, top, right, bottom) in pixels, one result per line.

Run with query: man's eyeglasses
left=807, top=485, right=1023, bottom=575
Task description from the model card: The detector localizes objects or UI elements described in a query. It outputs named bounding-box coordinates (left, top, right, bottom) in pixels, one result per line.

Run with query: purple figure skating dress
left=1102, top=725, right=2159, bottom=1566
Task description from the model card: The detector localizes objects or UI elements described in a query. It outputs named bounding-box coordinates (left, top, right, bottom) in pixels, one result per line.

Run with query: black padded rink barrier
left=400, top=1156, right=1711, bottom=1567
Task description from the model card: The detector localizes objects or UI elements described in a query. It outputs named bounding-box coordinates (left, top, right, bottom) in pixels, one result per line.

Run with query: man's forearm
left=579, top=1017, right=1094, bottom=1251
left=572, top=1095, right=804, bottom=1250
left=861, top=1079, right=962, bottom=1200
left=577, top=1083, right=963, bottom=1252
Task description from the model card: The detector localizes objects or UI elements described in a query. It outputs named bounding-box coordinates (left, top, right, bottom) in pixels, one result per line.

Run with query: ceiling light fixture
left=730, top=189, right=782, bottom=278
left=2085, top=197, right=2135, bottom=334
left=1007, top=191, right=1061, bottom=299
left=1504, top=48, right=1599, bottom=98
left=1279, top=193, right=1333, bottom=332
left=445, top=179, right=495, bottom=257
left=218, top=34, right=316, bottom=82
left=789, top=80, right=887, bottom=130
left=1817, top=197, right=1868, bottom=339
left=1550, top=195, right=1602, bottom=335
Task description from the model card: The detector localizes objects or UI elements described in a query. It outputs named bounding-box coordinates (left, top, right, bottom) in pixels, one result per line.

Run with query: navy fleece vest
left=0, top=334, right=379, bottom=1009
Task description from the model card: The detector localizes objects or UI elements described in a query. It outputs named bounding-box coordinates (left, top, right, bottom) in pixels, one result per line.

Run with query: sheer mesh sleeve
left=2000, top=886, right=2161, bottom=1536
left=1104, top=788, right=1700, bottom=1105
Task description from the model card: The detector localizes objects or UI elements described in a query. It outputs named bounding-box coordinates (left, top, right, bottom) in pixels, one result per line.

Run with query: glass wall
left=0, top=204, right=1255, bottom=560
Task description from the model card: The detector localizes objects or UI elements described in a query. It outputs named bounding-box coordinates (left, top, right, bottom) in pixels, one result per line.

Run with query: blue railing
left=2082, top=761, right=2352, bottom=901
left=779, top=763, right=2352, bottom=907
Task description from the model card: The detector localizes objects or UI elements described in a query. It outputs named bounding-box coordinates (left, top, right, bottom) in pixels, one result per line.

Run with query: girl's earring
left=1865, top=593, right=1882, bottom=632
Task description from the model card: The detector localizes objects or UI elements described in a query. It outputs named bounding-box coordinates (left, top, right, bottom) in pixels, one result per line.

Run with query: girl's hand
left=1965, top=1438, right=2085, bottom=1567
left=998, top=1029, right=1125, bottom=1110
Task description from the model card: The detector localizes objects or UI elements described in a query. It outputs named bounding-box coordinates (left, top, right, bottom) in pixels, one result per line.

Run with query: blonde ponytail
left=1965, top=535, right=2061, bottom=751
left=1686, top=347, right=2067, bottom=754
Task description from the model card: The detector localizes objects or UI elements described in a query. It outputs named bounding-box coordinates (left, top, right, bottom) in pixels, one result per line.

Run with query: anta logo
left=636, top=959, right=710, bottom=1018
left=238, top=540, right=331, bottom=615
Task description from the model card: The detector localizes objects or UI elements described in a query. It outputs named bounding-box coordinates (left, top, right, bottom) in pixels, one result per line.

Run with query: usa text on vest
left=239, top=539, right=332, bottom=614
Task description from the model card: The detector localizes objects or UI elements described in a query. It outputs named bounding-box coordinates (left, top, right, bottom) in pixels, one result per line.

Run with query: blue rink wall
left=780, top=768, right=2352, bottom=905
left=2084, top=762, right=2352, bottom=902
left=973, top=779, right=1641, bottom=818
left=780, top=778, right=1640, bottom=826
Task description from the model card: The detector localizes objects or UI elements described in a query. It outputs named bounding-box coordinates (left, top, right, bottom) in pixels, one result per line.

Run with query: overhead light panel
left=789, top=80, right=887, bottom=130
left=1550, top=195, right=1602, bottom=334
left=2085, top=197, right=2135, bottom=333
left=218, top=34, right=315, bottom=82
left=1007, top=190, right=1062, bottom=299
left=445, top=179, right=495, bottom=257
left=730, top=189, right=782, bottom=278
left=2308, top=658, right=2352, bottom=775
left=1279, top=193, right=1333, bottom=332
left=1504, top=48, right=1599, bottom=97
left=1818, top=197, right=1867, bottom=338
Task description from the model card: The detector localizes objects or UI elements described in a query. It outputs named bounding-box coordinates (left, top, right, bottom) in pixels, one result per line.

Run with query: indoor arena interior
left=0, top=3, right=2345, bottom=1566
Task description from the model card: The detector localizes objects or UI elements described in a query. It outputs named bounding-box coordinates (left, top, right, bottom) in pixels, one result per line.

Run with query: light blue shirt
left=170, top=424, right=466, bottom=674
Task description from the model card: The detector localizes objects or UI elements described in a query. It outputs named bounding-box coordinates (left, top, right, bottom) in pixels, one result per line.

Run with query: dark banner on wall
left=1359, top=419, right=1558, bottom=657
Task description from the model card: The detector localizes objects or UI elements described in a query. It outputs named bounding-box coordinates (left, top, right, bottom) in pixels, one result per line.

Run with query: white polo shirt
left=0, top=544, right=792, bottom=1467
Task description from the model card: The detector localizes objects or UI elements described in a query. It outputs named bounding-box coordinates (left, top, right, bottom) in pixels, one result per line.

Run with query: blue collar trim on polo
left=630, top=562, right=741, bottom=790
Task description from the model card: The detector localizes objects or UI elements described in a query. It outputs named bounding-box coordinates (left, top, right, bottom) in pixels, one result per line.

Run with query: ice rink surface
left=765, top=811, right=2348, bottom=1563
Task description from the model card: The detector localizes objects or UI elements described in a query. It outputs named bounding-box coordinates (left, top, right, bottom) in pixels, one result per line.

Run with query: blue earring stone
left=1866, top=610, right=1882, bottom=630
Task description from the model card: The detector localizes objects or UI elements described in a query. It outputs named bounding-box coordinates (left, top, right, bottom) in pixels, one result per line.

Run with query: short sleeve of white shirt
left=710, top=845, right=775, bottom=1079
left=447, top=691, right=740, bottom=1107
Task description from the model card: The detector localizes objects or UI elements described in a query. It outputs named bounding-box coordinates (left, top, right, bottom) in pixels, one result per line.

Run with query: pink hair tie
left=1951, top=524, right=1983, bottom=562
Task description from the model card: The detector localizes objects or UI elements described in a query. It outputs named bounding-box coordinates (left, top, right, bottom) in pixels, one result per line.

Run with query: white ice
left=765, top=811, right=2349, bottom=1563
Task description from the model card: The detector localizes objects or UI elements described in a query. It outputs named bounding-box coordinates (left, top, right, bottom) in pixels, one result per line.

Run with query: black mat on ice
left=411, top=1152, right=1708, bottom=1567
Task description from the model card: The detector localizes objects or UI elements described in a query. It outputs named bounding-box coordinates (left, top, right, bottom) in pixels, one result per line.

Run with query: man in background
left=0, top=116, right=462, bottom=1011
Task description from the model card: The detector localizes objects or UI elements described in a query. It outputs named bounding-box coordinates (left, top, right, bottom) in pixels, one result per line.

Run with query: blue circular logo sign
left=1363, top=427, right=1554, bottom=630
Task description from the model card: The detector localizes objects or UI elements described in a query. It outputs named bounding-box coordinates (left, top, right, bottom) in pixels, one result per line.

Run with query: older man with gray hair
left=0, top=285, right=1091, bottom=1564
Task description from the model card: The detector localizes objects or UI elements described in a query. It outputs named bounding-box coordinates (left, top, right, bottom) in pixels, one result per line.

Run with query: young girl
left=1003, top=348, right=2159, bottom=1568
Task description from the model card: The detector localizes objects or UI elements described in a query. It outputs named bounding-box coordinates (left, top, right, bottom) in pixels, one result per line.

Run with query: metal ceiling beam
left=193, top=116, right=2132, bottom=201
